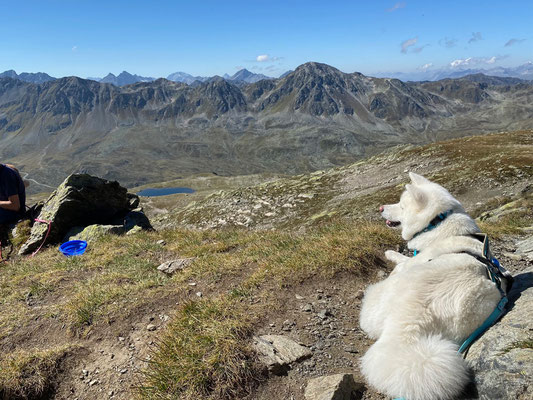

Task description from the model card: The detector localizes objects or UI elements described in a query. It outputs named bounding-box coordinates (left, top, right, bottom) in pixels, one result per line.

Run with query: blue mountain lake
left=136, top=187, right=195, bottom=197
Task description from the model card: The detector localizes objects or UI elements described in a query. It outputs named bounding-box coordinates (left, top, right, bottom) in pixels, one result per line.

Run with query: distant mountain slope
left=227, top=68, right=272, bottom=83
left=99, top=71, right=156, bottom=86
left=375, top=62, right=533, bottom=82
left=0, top=69, right=56, bottom=84
left=166, top=71, right=210, bottom=84
left=1, top=62, right=532, bottom=189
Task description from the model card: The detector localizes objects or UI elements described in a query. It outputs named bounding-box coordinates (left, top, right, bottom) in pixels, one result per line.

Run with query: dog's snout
left=379, top=206, right=384, bottom=213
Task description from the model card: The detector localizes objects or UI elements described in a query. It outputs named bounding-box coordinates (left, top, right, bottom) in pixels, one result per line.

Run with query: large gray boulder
left=466, top=267, right=533, bottom=399
left=19, top=174, right=142, bottom=255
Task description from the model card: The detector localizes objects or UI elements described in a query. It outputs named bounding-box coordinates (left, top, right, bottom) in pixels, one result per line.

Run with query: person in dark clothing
left=0, top=163, right=26, bottom=225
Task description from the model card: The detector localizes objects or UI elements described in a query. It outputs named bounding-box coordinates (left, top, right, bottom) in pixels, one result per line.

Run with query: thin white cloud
left=450, top=55, right=507, bottom=68
left=468, top=32, right=483, bottom=44
left=387, top=2, right=406, bottom=12
left=401, top=37, right=418, bottom=53
left=505, top=38, right=526, bottom=47
left=439, top=37, right=458, bottom=48
left=412, top=44, right=429, bottom=53
left=420, top=63, right=433, bottom=70
left=72, top=45, right=78, bottom=52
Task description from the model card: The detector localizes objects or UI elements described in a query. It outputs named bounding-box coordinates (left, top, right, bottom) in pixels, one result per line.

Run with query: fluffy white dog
left=359, top=172, right=509, bottom=400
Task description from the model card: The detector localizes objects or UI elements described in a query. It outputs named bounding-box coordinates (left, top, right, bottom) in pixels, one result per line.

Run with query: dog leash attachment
left=458, top=295, right=508, bottom=354
left=31, top=218, right=52, bottom=257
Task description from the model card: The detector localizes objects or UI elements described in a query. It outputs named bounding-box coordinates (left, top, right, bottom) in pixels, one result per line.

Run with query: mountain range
left=375, top=62, right=533, bottom=82
left=89, top=69, right=275, bottom=86
left=1, top=62, right=532, bottom=189
left=3, top=62, right=532, bottom=88
left=0, top=70, right=56, bottom=84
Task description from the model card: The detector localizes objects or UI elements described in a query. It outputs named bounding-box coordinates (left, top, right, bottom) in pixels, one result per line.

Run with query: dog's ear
left=409, top=172, right=430, bottom=185
left=406, top=184, right=427, bottom=206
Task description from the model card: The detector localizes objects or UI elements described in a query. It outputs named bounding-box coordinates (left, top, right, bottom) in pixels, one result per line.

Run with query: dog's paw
left=385, top=250, right=409, bottom=264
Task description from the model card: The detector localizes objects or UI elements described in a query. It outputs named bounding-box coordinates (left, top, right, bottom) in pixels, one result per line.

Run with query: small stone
left=188, top=282, right=197, bottom=286
left=196, top=292, right=203, bottom=297
left=503, top=252, right=522, bottom=261
left=157, top=258, right=195, bottom=275
left=147, top=324, right=156, bottom=331
left=108, top=390, right=114, bottom=397
left=118, top=337, right=125, bottom=342
left=295, top=294, right=304, bottom=300
left=302, top=303, right=313, bottom=312
left=82, top=369, right=89, bottom=376
left=120, top=368, right=128, bottom=374
left=253, top=335, right=312, bottom=375
left=344, top=345, right=359, bottom=354
left=89, top=380, right=98, bottom=387
left=156, top=239, right=166, bottom=245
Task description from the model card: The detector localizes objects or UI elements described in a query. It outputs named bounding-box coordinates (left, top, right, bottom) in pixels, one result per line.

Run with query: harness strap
left=458, top=296, right=508, bottom=354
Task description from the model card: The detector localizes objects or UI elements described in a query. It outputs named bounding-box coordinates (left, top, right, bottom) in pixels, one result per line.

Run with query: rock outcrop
left=466, top=267, right=533, bottom=399
left=19, top=174, right=150, bottom=255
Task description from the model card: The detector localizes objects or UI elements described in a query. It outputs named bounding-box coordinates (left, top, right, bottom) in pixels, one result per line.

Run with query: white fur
left=360, top=172, right=502, bottom=400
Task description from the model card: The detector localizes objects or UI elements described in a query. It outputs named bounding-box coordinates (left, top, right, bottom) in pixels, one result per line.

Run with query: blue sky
left=1, top=0, right=531, bottom=78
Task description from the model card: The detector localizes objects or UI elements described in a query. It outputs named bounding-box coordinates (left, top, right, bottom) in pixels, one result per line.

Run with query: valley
left=1, top=62, right=532, bottom=192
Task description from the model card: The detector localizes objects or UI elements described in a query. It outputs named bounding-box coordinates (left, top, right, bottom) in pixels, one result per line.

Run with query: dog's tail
left=361, top=334, right=469, bottom=400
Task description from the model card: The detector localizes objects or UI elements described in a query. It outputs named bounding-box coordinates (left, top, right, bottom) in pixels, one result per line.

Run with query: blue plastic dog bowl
left=59, top=240, right=87, bottom=256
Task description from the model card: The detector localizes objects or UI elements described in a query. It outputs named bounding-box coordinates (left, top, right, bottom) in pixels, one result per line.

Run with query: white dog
left=359, top=172, right=510, bottom=400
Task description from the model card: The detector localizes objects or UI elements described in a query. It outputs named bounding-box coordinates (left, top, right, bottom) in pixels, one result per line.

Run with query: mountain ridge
left=1, top=62, right=532, bottom=189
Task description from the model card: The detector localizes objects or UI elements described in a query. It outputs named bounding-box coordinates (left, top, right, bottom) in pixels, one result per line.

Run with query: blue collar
left=412, top=209, right=454, bottom=241
left=412, top=210, right=453, bottom=256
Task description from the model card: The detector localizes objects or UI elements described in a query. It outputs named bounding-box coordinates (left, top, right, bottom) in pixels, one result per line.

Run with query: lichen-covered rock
left=478, top=199, right=528, bottom=222
left=304, top=374, right=364, bottom=400
left=19, top=174, right=137, bottom=255
left=466, top=267, right=533, bottom=399
left=64, top=224, right=125, bottom=242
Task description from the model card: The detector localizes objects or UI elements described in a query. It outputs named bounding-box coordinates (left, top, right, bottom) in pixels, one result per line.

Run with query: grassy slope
left=0, top=130, right=532, bottom=399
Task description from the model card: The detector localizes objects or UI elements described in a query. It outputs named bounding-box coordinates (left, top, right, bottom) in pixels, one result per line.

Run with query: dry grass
left=139, top=299, right=261, bottom=400
left=139, top=221, right=401, bottom=399
left=0, top=345, right=77, bottom=399
left=0, top=219, right=401, bottom=399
